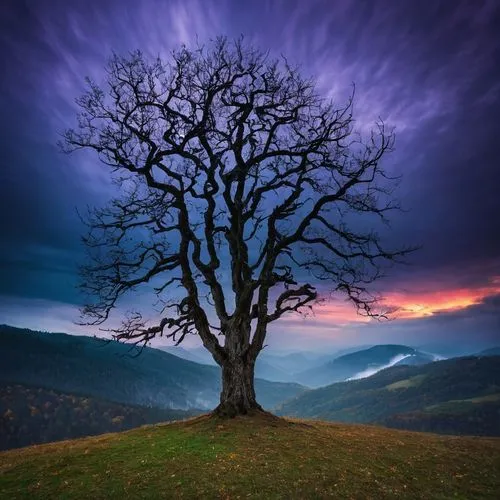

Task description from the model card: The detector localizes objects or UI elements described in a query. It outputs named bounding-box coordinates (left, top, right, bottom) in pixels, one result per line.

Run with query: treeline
left=0, top=383, right=199, bottom=451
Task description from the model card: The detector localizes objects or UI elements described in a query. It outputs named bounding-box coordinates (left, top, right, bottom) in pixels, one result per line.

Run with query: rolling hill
left=278, top=356, right=500, bottom=436
left=0, top=325, right=306, bottom=411
left=294, top=344, right=435, bottom=387
left=1, top=414, right=499, bottom=498
left=477, top=347, right=500, bottom=357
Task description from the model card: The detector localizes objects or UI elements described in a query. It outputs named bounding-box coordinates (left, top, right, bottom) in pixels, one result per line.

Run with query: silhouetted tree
left=63, top=37, right=409, bottom=416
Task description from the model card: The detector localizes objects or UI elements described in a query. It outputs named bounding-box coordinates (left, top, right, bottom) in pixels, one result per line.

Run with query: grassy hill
left=0, top=325, right=306, bottom=411
left=1, top=414, right=499, bottom=499
left=277, top=356, right=500, bottom=436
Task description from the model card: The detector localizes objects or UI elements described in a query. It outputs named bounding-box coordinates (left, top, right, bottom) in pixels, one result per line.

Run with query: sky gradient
left=1, top=0, right=499, bottom=352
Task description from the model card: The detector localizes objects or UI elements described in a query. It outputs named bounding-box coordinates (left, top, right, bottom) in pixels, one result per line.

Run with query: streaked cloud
left=1, top=0, right=499, bottom=350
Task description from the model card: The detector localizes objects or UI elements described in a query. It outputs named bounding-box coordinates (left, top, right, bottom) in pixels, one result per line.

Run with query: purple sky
left=0, top=0, right=499, bottom=352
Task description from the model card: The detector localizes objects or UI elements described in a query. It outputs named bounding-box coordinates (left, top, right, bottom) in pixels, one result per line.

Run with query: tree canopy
left=63, top=37, right=410, bottom=415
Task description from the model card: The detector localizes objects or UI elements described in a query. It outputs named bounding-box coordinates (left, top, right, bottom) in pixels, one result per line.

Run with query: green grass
left=386, top=374, right=427, bottom=391
left=1, top=413, right=500, bottom=499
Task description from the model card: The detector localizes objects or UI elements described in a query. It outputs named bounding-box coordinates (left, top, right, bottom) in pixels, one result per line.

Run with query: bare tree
left=63, top=37, right=410, bottom=416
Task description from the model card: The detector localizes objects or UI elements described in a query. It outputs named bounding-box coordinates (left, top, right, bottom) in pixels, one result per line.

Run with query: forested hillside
left=0, top=383, right=198, bottom=450
left=0, top=325, right=306, bottom=411
left=278, top=356, right=500, bottom=436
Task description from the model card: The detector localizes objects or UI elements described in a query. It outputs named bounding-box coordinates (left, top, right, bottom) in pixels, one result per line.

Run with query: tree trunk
left=213, top=356, right=263, bottom=417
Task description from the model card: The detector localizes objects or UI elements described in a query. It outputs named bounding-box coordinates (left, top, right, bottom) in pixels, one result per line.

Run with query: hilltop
left=1, top=414, right=499, bottom=499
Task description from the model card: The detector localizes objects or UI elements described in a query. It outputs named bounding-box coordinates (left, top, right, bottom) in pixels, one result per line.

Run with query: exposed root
left=212, top=400, right=265, bottom=419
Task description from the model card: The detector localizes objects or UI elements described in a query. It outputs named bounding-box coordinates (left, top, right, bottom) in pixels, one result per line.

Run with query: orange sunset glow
left=381, top=287, right=496, bottom=319
left=303, top=277, right=500, bottom=324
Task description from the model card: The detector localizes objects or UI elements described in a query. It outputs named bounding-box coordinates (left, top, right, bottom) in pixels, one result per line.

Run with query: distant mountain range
left=476, top=347, right=500, bottom=357
left=160, top=346, right=336, bottom=382
left=0, top=325, right=305, bottom=411
left=277, top=356, right=500, bottom=436
left=162, top=343, right=442, bottom=386
left=257, top=351, right=337, bottom=379
left=293, top=344, right=437, bottom=387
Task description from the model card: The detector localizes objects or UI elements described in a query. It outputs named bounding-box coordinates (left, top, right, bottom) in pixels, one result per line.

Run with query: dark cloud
left=0, top=0, right=499, bottom=347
